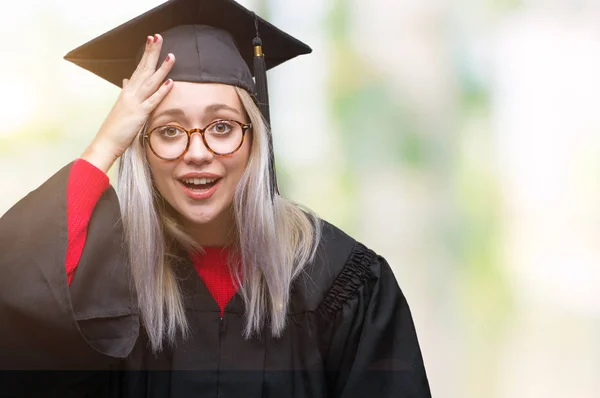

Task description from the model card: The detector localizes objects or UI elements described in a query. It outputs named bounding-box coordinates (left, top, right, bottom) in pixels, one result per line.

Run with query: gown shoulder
left=290, top=219, right=432, bottom=397
left=289, top=219, right=381, bottom=315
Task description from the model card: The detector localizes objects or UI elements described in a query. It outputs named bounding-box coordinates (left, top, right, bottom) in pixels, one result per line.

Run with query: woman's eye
left=160, top=126, right=182, bottom=137
left=211, top=122, right=232, bottom=134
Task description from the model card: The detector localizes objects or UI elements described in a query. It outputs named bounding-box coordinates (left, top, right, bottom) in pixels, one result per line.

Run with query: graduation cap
left=64, top=0, right=313, bottom=196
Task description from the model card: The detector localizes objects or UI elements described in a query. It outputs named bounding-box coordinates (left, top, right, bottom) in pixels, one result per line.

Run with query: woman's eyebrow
left=151, top=104, right=241, bottom=124
left=204, top=104, right=241, bottom=115
left=151, top=108, right=187, bottom=122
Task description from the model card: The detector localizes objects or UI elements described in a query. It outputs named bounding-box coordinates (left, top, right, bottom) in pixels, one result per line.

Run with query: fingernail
left=165, top=54, right=171, bottom=62
left=153, top=34, right=159, bottom=43
left=164, top=79, right=172, bottom=86
left=146, top=36, right=153, bottom=45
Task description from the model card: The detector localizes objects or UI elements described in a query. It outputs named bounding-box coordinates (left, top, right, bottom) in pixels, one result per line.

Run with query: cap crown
left=64, top=0, right=311, bottom=89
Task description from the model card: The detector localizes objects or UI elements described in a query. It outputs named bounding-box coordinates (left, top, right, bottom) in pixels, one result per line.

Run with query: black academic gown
left=0, top=163, right=431, bottom=398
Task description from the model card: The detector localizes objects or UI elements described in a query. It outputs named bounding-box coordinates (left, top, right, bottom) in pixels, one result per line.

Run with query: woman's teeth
left=182, top=177, right=217, bottom=185
left=180, top=177, right=220, bottom=191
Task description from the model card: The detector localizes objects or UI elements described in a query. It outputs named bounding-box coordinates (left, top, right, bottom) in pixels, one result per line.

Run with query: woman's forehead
left=152, top=82, right=244, bottom=122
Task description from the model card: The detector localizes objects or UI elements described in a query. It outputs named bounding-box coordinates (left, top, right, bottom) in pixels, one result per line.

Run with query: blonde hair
left=116, top=86, right=321, bottom=352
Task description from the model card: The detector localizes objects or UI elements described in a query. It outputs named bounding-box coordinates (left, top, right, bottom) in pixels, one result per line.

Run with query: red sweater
left=66, top=159, right=237, bottom=316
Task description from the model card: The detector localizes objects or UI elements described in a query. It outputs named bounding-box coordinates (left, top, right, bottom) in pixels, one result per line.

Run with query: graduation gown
left=0, top=163, right=431, bottom=397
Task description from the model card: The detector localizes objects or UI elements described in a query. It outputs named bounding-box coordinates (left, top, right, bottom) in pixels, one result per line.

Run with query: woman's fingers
left=143, top=78, right=174, bottom=112
left=129, top=34, right=163, bottom=90
left=138, top=53, right=175, bottom=98
left=128, top=36, right=154, bottom=84
left=143, top=34, right=163, bottom=78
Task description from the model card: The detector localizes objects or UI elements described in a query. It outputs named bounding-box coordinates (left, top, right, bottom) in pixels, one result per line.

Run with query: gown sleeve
left=66, top=158, right=111, bottom=284
left=322, top=242, right=431, bottom=398
left=0, top=161, right=139, bottom=373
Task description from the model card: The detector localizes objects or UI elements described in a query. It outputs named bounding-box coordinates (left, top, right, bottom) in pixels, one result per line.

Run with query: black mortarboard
left=64, top=0, right=312, bottom=196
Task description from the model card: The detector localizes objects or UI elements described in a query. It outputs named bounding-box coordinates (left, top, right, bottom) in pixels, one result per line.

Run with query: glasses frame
left=143, top=119, right=252, bottom=160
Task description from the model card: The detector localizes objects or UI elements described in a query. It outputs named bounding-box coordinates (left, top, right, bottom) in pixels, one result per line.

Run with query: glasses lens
left=149, top=126, right=188, bottom=159
left=204, top=120, right=244, bottom=155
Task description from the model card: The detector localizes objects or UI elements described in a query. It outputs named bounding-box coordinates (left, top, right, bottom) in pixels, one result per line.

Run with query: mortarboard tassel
left=253, top=16, right=279, bottom=196
left=253, top=37, right=271, bottom=123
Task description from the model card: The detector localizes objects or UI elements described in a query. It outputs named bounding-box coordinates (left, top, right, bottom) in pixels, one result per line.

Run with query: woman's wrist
left=81, top=140, right=119, bottom=175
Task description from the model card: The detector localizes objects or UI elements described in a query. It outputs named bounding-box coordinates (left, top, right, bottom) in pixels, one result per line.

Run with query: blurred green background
left=2, top=1, right=600, bottom=396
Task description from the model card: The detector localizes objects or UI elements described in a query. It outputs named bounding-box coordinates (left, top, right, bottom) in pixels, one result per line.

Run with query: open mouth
left=179, top=177, right=221, bottom=191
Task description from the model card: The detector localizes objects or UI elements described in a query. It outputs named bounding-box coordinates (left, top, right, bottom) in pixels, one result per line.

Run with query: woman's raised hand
left=82, top=34, right=175, bottom=173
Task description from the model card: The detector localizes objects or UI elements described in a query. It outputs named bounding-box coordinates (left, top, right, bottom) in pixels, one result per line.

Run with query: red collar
left=190, top=247, right=239, bottom=317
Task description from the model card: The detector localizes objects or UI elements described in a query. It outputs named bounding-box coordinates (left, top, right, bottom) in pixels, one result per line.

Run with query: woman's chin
left=169, top=195, right=234, bottom=235
left=182, top=210, right=219, bottom=226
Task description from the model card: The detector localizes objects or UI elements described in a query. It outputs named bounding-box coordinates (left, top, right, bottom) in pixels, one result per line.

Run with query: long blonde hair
left=116, top=86, right=321, bottom=352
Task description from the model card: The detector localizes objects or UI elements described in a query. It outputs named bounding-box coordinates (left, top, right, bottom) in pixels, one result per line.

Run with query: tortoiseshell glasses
left=143, top=119, right=252, bottom=160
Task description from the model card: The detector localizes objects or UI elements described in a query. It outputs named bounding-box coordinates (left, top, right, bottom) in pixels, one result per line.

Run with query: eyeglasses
left=143, top=119, right=252, bottom=160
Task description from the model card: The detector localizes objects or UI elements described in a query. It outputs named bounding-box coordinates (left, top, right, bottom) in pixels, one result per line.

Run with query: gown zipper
left=216, top=314, right=225, bottom=397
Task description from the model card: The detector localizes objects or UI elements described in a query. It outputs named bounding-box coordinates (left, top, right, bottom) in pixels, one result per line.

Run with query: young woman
left=0, top=0, right=431, bottom=397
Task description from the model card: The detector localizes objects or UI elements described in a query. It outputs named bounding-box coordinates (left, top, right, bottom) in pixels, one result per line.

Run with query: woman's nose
left=183, top=132, right=213, bottom=164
